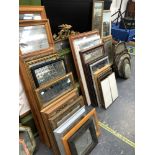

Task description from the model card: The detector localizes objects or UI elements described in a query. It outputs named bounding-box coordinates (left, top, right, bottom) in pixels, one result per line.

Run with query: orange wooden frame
left=19, top=19, right=54, bottom=58
left=19, top=6, right=47, bottom=19
left=62, top=108, right=100, bottom=155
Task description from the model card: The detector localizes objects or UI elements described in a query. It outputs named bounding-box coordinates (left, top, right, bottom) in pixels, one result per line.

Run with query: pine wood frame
left=62, top=108, right=100, bottom=155
left=41, top=88, right=79, bottom=155
left=19, top=6, right=47, bottom=20
left=19, top=19, right=54, bottom=58
left=69, top=30, right=101, bottom=105
left=35, top=72, right=75, bottom=109
left=68, top=118, right=98, bottom=155
left=93, top=65, right=112, bottom=107
left=48, top=96, right=84, bottom=130
left=92, top=0, right=104, bottom=37
left=19, top=53, right=58, bottom=151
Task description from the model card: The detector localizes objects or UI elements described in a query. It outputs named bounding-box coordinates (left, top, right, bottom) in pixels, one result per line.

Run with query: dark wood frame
left=68, top=118, right=98, bottom=155
left=69, top=30, right=101, bottom=105
left=35, top=72, right=75, bottom=109
left=92, top=0, right=104, bottom=37
left=19, top=6, right=47, bottom=20
left=19, top=19, right=54, bottom=58
left=62, top=108, right=100, bottom=155
left=48, top=96, right=84, bottom=130
left=41, top=88, right=79, bottom=155
left=79, top=43, right=105, bottom=106
left=30, top=58, right=67, bottom=88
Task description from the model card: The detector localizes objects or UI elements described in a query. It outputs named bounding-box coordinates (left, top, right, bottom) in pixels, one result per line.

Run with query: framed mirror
left=103, top=10, right=111, bottom=37
left=19, top=6, right=47, bottom=20
left=35, top=72, right=75, bottom=109
left=19, top=20, right=54, bottom=58
left=92, top=0, right=104, bottom=37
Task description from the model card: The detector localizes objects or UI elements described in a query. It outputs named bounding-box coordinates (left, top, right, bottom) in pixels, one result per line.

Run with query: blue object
left=111, top=23, right=135, bottom=42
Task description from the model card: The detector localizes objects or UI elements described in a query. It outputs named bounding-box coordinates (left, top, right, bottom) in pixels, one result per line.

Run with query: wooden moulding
left=20, top=56, right=51, bottom=148
left=19, top=19, right=54, bottom=58
left=92, top=0, right=104, bottom=37
left=19, top=6, right=47, bottom=20
left=35, top=72, right=75, bottom=109
left=69, top=30, right=101, bottom=105
left=62, top=108, right=100, bottom=155
left=48, top=96, right=84, bottom=130
left=79, top=43, right=105, bottom=106
left=41, top=88, right=79, bottom=155
left=93, top=65, right=112, bottom=107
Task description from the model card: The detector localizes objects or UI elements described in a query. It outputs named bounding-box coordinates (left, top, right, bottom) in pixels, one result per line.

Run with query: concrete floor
left=34, top=56, right=135, bottom=155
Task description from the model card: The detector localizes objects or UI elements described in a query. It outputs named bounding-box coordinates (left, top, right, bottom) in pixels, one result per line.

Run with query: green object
left=19, top=0, right=41, bottom=6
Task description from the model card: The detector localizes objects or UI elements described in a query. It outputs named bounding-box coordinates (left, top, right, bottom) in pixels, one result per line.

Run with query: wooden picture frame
left=35, top=72, right=75, bottom=109
left=19, top=126, right=36, bottom=155
left=54, top=106, right=86, bottom=155
left=41, top=88, right=79, bottom=155
left=19, top=138, right=30, bottom=155
left=62, top=108, right=100, bottom=155
left=93, top=65, right=112, bottom=107
left=19, top=19, right=54, bottom=58
left=48, top=96, right=84, bottom=129
left=102, top=35, right=113, bottom=64
left=69, top=30, right=102, bottom=105
left=68, top=118, right=98, bottom=155
left=88, top=56, right=110, bottom=107
left=79, top=43, right=105, bottom=106
left=30, top=58, right=67, bottom=88
left=92, top=0, right=104, bottom=37
left=103, top=10, right=111, bottom=37
left=19, top=6, right=47, bottom=20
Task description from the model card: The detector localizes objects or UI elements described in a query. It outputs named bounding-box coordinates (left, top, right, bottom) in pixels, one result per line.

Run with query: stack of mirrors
left=19, top=6, right=101, bottom=155
left=69, top=30, right=118, bottom=108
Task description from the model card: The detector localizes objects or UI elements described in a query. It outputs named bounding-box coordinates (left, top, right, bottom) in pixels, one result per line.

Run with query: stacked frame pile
left=69, top=31, right=118, bottom=108
left=19, top=6, right=102, bottom=155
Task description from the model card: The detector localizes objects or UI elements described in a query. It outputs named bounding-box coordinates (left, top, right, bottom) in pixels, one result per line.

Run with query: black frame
left=30, top=58, right=67, bottom=88
left=68, top=118, right=98, bottom=155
